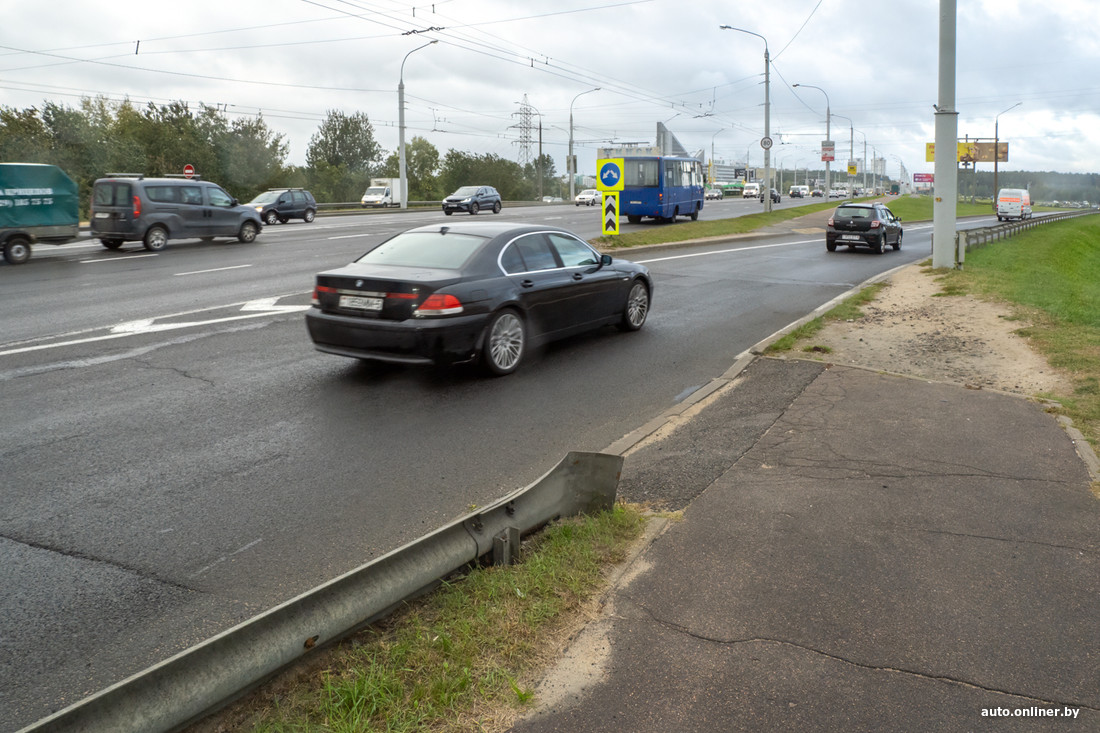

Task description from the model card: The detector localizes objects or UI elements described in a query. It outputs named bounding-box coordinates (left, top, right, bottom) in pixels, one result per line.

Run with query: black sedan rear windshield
left=356, top=231, right=486, bottom=269
left=836, top=206, right=875, bottom=218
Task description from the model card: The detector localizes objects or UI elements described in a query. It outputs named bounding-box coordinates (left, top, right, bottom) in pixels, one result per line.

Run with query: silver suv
left=90, top=174, right=263, bottom=252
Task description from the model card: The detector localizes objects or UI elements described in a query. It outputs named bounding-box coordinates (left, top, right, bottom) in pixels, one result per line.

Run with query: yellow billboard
left=926, top=142, right=1009, bottom=163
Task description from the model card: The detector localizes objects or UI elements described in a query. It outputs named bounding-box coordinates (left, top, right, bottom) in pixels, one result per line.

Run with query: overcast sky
left=3, top=0, right=1097, bottom=181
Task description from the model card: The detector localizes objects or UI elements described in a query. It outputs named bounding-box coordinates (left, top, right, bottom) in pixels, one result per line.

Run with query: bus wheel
left=627, top=215, right=641, bottom=224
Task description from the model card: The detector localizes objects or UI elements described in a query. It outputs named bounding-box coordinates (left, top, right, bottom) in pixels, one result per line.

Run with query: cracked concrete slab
left=513, top=361, right=1099, bottom=732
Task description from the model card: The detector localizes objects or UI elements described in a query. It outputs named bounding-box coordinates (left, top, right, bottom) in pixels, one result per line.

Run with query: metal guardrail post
left=18, top=451, right=622, bottom=733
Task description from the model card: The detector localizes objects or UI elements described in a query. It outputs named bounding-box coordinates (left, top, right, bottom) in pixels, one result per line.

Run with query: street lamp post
left=993, top=102, right=1021, bottom=205
left=720, top=26, right=771, bottom=212
left=793, top=83, right=830, bottom=196
left=398, top=40, right=437, bottom=210
left=710, top=128, right=727, bottom=185
left=831, top=112, right=855, bottom=197
left=568, top=88, right=600, bottom=202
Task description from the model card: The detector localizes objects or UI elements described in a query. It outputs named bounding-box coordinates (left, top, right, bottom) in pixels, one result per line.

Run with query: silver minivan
left=90, top=174, right=263, bottom=252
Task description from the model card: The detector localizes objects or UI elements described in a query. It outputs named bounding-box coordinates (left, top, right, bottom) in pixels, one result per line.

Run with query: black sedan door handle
left=572, top=273, right=583, bottom=281
left=521, top=279, right=534, bottom=288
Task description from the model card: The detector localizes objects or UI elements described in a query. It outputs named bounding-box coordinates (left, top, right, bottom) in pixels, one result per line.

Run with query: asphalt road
left=1, top=199, right=938, bottom=729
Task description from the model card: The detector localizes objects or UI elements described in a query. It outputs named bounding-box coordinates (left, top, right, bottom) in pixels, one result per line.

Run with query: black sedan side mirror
left=600, top=254, right=613, bottom=267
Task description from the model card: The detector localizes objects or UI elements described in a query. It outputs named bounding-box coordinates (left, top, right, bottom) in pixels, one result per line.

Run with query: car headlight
left=462, top=198, right=472, bottom=203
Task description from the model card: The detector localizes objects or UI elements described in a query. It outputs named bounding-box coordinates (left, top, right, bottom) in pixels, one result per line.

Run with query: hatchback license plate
left=94, top=212, right=110, bottom=218
left=840, top=234, right=862, bottom=241
left=339, top=295, right=383, bottom=311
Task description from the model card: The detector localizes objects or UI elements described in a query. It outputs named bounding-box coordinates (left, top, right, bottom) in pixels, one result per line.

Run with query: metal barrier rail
left=19, top=451, right=622, bottom=733
left=956, top=209, right=1097, bottom=266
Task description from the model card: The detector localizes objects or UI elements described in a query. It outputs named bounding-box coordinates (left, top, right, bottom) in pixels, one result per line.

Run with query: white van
left=996, top=188, right=1032, bottom=221
left=742, top=182, right=760, bottom=198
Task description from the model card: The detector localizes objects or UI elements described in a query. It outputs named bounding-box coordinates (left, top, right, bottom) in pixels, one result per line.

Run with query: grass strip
left=933, top=214, right=1100, bottom=448
left=239, top=505, right=646, bottom=733
left=764, top=283, right=887, bottom=354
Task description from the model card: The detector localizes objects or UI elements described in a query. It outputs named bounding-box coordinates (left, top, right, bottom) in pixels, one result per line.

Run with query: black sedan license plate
left=339, top=295, right=383, bottom=311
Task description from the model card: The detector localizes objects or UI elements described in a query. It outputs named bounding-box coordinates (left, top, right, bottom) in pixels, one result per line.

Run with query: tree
left=377, top=136, right=442, bottom=202
left=216, top=115, right=290, bottom=200
left=439, top=151, right=526, bottom=201
left=305, top=110, right=381, bottom=203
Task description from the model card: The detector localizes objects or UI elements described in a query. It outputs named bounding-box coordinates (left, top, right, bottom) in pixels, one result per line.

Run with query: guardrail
left=19, top=451, right=622, bottom=733
left=956, top=209, right=1097, bottom=266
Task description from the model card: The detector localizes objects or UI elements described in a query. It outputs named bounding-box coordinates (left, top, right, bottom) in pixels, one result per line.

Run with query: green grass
left=589, top=195, right=994, bottom=250
left=765, top=283, right=887, bottom=353
left=241, top=505, right=646, bottom=733
left=933, top=214, right=1100, bottom=447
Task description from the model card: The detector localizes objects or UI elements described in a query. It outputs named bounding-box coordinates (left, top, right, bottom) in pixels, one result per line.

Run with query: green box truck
left=1, top=163, right=80, bottom=265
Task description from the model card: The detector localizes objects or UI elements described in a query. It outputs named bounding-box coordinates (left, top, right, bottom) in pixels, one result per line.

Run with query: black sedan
left=306, top=222, right=652, bottom=376
left=826, top=203, right=903, bottom=254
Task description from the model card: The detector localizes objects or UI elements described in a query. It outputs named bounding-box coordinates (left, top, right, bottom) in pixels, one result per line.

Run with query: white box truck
left=360, top=178, right=403, bottom=208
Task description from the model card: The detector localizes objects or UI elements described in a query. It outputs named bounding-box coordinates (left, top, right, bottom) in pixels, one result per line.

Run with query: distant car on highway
left=705, top=188, right=723, bottom=200
left=574, top=189, right=600, bottom=206
left=305, top=222, right=652, bottom=376
left=759, top=188, right=781, bottom=203
left=246, top=188, right=317, bottom=225
left=826, top=203, right=903, bottom=254
left=443, top=186, right=501, bottom=215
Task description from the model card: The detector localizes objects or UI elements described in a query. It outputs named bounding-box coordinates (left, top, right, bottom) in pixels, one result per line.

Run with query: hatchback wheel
left=238, top=221, right=259, bottom=243
left=873, top=232, right=886, bottom=254
left=492, top=200, right=501, bottom=214
left=143, top=225, right=168, bottom=252
left=470, top=202, right=480, bottom=215
left=264, top=210, right=279, bottom=225
left=483, top=309, right=525, bottom=376
left=303, top=208, right=315, bottom=223
left=892, top=231, right=903, bottom=251
left=618, top=280, right=650, bottom=332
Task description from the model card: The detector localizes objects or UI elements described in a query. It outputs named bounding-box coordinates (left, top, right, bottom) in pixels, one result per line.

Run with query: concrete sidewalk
left=512, top=358, right=1099, bottom=732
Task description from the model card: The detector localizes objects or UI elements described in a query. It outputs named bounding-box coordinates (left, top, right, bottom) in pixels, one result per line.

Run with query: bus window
left=625, top=159, right=659, bottom=187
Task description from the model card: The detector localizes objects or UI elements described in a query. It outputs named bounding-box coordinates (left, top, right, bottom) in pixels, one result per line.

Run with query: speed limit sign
left=760, top=137, right=773, bottom=150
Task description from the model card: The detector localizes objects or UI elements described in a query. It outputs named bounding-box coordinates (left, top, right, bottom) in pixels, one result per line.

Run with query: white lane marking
left=636, top=239, right=818, bottom=264
left=189, top=538, right=264, bottom=579
left=174, top=264, right=254, bottom=276
left=0, top=297, right=311, bottom=356
left=80, top=254, right=159, bottom=263
left=328, top=232, right=388, bottom=240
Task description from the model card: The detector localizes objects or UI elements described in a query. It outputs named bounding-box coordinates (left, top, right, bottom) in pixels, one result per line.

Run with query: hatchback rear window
left=836, top=206, right=873, bottom=218
left=357, top=231, right=486, bottom=270
left=93, top=182, right=131, bottom=207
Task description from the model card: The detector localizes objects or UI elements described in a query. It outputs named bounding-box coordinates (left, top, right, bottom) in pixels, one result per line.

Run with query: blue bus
left=620, top=156, right=705, bottom=223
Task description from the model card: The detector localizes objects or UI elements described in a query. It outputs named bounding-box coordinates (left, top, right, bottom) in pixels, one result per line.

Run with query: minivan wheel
left=264, top=210, right=279, bottom=225
left=303, top=209, right=315, bottom=223
left=238, top=221, right=259, bottom=243
left=483, top=309, right=525, bottom=376
left=143, top=226, right=168, bottom=252
left=100, top=239, right=124, bottom=250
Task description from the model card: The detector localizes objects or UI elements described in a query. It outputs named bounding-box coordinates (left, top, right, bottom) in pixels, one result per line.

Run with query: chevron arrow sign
left=602, top=192, right=619, bottom=235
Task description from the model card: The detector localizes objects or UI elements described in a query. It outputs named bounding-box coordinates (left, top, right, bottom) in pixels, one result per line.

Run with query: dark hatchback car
left=305, top=222, right=652, bottom=376
left=826, top=203, right=903, bottom=254
left=246, top=188, right=317, bottom=225
left=442, top=185, right=502, bottom=215
left=758, top=187, right=781, bottom=203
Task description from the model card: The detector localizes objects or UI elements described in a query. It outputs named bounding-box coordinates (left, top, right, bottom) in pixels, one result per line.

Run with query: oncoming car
left=305, top=222, right=652, bottom=376
left=574, top=189, right=600, bottom=206
left=826, top=203, right=903, bottom=254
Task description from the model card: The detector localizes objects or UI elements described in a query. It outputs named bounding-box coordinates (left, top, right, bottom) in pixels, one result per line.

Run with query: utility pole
left=932, top=0, right=958, bottom=268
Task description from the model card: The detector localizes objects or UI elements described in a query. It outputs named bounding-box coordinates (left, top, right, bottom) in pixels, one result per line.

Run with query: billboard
left=925, top=142, right=1009, bottom=163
